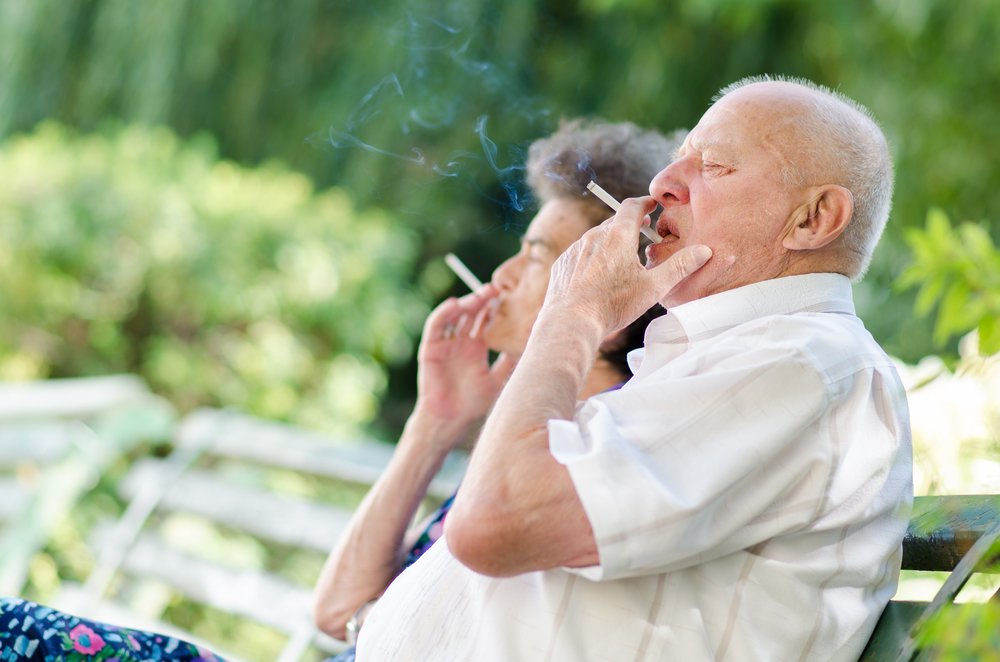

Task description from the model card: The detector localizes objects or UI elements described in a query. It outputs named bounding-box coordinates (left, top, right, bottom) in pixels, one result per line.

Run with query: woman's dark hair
left=599, top=305, right=667, bottom=380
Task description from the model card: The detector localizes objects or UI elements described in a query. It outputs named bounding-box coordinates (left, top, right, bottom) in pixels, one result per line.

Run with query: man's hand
left=414, top=285, right=516, bottom=432
left=445, top=200, right=710, bottom=576
left=544, top=196, right=712, bottom=336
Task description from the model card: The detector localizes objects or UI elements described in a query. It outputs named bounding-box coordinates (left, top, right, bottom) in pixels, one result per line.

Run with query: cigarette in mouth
left=445, top=253, right=484, bottom=291
left=586, top=181, right=662, bottom=244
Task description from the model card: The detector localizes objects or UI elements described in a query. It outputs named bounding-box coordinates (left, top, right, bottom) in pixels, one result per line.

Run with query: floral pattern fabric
left=401, top=493, right=455, bottom=571
left=0, top=597, right=226, bottom=661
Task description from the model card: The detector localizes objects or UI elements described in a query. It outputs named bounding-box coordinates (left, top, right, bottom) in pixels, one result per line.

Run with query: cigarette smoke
left=313, top=4, right=544, bottom=220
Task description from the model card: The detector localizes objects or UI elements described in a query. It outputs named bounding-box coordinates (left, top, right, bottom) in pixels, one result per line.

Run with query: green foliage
left=897, top=208, right=1000, bottom=355
left=917, top=603, right=1000, bottom=662
left=3, top=0, right=1000, bottom=367
left=0, top=123, right=431, bottom=433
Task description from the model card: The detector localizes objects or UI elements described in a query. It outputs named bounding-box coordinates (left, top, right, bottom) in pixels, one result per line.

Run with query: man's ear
left=783, top=185, right=853, bottom=251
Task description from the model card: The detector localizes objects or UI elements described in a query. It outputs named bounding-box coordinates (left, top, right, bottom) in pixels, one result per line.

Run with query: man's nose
left=649, top=160, right=691, bottom=208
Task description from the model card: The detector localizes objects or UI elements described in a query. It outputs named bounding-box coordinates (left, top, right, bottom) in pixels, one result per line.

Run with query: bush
left=0, top=122, right=431, bottom=434
left=897, top=208, right=1000, bottom=356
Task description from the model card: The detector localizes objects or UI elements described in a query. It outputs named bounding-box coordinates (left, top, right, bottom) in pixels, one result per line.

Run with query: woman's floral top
left=0, top=597, right=227, bottom=661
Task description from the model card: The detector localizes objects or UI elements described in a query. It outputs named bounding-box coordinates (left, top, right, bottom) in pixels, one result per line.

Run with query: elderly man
left=356, top=76, right=912, bottom=661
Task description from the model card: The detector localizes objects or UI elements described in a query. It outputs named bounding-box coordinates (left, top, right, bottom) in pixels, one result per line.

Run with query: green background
left=2, top=0, right=998, bottom=436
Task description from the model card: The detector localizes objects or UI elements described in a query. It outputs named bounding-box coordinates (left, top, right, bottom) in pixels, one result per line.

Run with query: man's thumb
left=651, top=244, right=713, bottom=291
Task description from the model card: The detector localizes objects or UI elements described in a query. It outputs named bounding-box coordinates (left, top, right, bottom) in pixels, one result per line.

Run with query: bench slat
left=903, top=494, right=1000, bottom=571
left=0, top=375, right=150, bottom=420
left=0, top=423, right=75, bottom=465
left=857, top=600, right=926, bottom=661
left=120, top=533, right=316, bottom=637
left=56, top=583, right=248, bottom=662
left=119, top=459, right=355, bottom=552
left=176, top=408, right=465, bottom=499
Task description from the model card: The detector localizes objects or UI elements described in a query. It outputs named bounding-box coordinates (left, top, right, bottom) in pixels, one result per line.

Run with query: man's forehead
left=682, top=105, right=752, bottom=154
left=675, top=100, right=801, bottom=177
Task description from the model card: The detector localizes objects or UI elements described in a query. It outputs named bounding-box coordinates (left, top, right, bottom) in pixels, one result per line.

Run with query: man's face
left=647, top=84, right=808, bottom=307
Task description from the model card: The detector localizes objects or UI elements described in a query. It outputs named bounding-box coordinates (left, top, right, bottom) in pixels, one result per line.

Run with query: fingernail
left=692, top=245, right=713, bottom=265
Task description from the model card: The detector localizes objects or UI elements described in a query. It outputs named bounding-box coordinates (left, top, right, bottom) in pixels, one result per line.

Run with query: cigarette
left=445, top=253, right=484, bottom=291
left=586, top=181, right=662, bottom=244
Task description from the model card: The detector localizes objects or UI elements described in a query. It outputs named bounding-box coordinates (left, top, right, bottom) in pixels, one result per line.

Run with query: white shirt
left=357, top=273, right=913, bottom=662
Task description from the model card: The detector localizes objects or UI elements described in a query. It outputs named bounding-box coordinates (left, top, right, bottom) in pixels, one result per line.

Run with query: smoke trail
left=322, top=128, right=427, bottom=165
left=317, top=4, right=552, bottom=218
left=474, top=115, right=527, bottom=212
left=346, top=74, right=406, bottom=133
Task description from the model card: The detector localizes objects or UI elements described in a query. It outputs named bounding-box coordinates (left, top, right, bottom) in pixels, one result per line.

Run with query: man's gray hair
left=717, top=75, right=894, bottom=279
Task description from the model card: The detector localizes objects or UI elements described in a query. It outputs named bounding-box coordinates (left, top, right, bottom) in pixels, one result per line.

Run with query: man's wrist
left=533, top=305, right=606, bottom=352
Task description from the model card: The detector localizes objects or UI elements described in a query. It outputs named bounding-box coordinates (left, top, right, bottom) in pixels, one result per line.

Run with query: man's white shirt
left=358, top=273, right=913, bottom=662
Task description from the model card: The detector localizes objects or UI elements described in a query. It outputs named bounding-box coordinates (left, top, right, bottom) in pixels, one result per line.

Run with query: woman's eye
left=527, top=246, right=548, bottom=262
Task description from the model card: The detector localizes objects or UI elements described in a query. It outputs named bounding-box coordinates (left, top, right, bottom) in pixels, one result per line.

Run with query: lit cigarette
left=586, top=181, right=662, bottom=244
left=445, top=253, right=484, bottom=291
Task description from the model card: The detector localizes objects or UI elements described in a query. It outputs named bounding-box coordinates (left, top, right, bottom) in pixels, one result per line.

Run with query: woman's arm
left=312, top=287, right=514, bottom=639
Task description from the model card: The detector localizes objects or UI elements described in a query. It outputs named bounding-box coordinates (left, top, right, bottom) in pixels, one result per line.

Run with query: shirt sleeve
left=549, top=345, right=836, bottom=581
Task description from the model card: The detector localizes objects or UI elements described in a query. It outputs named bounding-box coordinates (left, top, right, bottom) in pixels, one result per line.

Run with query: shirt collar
left=628, top=273, right=856, bottom=373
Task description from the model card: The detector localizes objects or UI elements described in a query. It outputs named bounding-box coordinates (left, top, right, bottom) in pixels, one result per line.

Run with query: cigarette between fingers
left=586, top=181, right=662, bottom=244
left=445, top=253, right=484, bottom=291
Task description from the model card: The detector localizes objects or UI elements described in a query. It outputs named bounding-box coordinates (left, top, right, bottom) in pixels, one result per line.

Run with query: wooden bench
left=0, top=374, right=158, bottom=421
left=57, top=407, right=467, bottom=662
left=0, top=376, right=174, bottom=596
left=859, top=494, right=1000, bottom=661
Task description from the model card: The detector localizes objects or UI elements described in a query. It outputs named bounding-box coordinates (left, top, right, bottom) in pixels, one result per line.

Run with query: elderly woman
left=313, top=118, right=685, bottom=658
left=0, top=119, right=682, bottom=662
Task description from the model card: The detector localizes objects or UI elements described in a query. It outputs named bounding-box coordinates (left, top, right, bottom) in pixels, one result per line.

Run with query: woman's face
left=481, top=198, right=596, bottom=356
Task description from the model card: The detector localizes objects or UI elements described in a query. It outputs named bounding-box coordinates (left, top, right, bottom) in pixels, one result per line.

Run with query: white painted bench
left=58, top=407, right=467, bottom=662
left=0, top=376, right=173, bottom=596
left=0, top=374, right=155, bottom=421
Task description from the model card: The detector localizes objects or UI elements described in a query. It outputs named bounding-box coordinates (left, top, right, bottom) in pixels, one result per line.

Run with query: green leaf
left=933, top=280, right=971, bottom=346
left=979, top=316, right=1000, bottom=355
left=925, top=207, right=954, bottom=245
left=912, top=275, right=948, bottom=317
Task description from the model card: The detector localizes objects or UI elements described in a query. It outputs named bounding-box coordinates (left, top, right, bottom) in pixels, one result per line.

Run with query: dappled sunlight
left=898, top=339, right=1000, bottom=497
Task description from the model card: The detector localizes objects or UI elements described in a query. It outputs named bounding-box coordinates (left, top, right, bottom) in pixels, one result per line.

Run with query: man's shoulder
left=717, top=309, right=894, bottom=374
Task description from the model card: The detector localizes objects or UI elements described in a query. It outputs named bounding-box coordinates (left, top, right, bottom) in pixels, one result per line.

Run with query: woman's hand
left=414, top=284, right=516, bottom=429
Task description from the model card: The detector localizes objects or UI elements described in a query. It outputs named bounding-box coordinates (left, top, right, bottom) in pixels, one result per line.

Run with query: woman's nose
left=491, top=255, right=520, bottom=291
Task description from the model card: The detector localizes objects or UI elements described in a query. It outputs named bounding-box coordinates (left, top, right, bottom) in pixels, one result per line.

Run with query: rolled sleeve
left=549, top=348, right=836, bottom=581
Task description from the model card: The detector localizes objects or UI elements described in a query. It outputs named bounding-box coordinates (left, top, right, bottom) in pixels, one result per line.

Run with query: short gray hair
left=717, top=75, right=894, bottom=279
left=526, top=118, right=686, bottom=228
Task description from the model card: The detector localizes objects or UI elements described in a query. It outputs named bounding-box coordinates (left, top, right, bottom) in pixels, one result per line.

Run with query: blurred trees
left=0, top=123, right=431, bottom=434
left=1, top=0, right=999, bottom=431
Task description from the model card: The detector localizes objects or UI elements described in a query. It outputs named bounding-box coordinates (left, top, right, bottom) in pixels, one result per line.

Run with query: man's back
left=358, top=274, right=912, bottom=661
